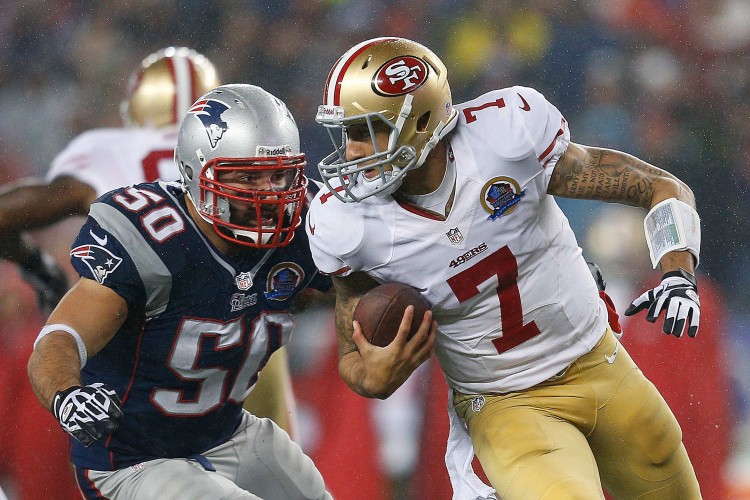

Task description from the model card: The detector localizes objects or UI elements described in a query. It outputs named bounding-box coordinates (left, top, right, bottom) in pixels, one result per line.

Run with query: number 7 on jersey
left=447, top=246, right=540, bottom=354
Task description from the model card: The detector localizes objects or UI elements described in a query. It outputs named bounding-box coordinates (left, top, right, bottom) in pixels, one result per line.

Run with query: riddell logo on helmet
left=372, top=56, right=429, bottom=96
left=257, top=145, right=292, bottom=156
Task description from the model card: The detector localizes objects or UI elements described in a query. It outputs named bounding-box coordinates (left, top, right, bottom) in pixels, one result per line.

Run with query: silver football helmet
left=316, top=37, right=458, bottom=202
left=175, top=84, right=307, bottom=248
left=120, top=46, right=221, bottom=128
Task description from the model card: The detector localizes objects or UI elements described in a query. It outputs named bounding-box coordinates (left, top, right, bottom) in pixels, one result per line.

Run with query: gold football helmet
left=316, top=37, right=458, bottom=202
left=120, top=46, right=221, bottom=128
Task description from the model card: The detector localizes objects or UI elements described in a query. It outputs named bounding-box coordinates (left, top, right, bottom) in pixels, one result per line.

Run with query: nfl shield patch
left=446, top=227, right=463, bottom=245
left=471, top=395, right=485, bottom=412
left=235, top=271, right=253, bottom=290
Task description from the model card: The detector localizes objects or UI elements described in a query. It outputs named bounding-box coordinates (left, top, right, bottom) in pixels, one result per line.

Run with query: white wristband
left=644, top=198, right=701, bottom=269
left=34, top=324, right=88, bottom=369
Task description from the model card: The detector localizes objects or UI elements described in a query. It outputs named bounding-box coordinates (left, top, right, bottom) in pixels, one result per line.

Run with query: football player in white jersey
left=0, top=47, right=297, bottom=433
left=307, top=37, right=702, bottom=499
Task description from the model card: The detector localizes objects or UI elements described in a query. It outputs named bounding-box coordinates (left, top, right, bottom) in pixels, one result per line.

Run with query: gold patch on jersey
left=265, top=262, right=305, bottom=301
left=480, top=176, right=526, bottom=221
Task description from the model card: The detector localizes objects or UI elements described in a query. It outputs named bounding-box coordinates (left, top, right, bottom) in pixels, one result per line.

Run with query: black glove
left=588, top=261, right=623, bottom=338
left=587, top=261, right=606, bottom=292
left=52, top=383, right=124, bottom=447
left=18, top=248, right=69, bottom=316
left=624, top=269, right=700, bottom=338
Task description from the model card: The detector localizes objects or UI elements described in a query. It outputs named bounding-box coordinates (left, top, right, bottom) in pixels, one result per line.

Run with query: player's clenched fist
left=52, top=383, right=123, bottom=447
left=625, top=269, right=700, bottom=338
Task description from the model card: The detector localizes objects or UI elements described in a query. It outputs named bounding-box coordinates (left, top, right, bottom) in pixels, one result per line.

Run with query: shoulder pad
left=88, top=183, right=177, bottom=316
left=455, top=87, right=566, bottom=162
left=307, top=188, right=397, bottom=274
left=308, top=190, right=365, bottom=257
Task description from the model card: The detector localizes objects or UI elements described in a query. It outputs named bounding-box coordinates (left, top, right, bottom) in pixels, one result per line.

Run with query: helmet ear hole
left=183, top=164, right=194, bottom=181
left=416, top=111, right=431, bottom=133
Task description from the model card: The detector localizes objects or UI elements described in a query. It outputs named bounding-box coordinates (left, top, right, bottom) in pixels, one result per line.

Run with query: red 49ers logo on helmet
left=372, top=56, right=429, bottom=96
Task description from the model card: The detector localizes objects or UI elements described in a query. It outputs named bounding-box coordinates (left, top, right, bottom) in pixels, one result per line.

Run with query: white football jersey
left=307, top=86, right=608, bottom=394
left=45, top=126, right=180, bottom=197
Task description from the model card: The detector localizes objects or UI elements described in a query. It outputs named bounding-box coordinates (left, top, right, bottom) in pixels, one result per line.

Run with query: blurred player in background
left=0, top=46, right=218, bottom=316
left=0, top=47, right=297, bottom=499
left=307, top=37, right=703, bottom=498
left=28, top=84, right=332, bottom=499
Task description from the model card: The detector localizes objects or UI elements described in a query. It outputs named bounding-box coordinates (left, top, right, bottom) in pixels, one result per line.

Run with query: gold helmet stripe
left=324, top=36, right=398, bottom=107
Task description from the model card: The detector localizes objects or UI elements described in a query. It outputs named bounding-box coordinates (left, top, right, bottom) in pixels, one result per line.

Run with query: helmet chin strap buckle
left=387, top=94, right=414, bottom=153
left=397, top=148, right=415, bottom=162
left=232, top=229, right=265, bottom=245
left=414, top=110, right=458, bottom=169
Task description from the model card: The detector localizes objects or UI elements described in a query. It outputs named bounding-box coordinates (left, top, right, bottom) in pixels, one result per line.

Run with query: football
left=353, top=282, right=431, bottom=347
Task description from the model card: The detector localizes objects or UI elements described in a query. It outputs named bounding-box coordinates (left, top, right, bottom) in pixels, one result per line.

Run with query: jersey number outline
left=113, top=186, right=185, bottom=242
left=151, top=313, right=290, bottom=416
left=446, top=246, right=540, bottom=354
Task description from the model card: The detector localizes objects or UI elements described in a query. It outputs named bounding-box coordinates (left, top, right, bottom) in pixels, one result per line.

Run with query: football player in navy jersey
left=28, top=84, right=333, bottom=500
left=1, top=46, right=302, bottom=444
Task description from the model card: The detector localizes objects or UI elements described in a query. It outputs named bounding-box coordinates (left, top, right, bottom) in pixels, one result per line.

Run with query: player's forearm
left=338, top=351, right=403, bottom=399
left=658, top=250, right=696, bottom=274
left=551, top=145, right=700, bottom=272
left=0, top=181, right=58, bottom=261
left=0, top=177, right=96, bottom=260
left=335, top=304, right=377, bottom=397
left=0, top=181, right=58, bottom=230
left=28, top=332, right=83, bottom=411
left=338, top=351, right=376, bottom=398
left=549, top=144, right=696, bottom=210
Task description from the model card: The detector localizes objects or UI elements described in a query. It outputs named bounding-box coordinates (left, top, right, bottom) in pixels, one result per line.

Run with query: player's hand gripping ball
left=353, top=283, right=431, bottom=347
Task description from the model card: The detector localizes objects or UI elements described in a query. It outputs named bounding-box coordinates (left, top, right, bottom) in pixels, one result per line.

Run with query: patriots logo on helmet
left=188, top=99, right=230, bottom=149
left=480, top=176, right=526, bottom=221
left=71, top=244, right=123, bottom=284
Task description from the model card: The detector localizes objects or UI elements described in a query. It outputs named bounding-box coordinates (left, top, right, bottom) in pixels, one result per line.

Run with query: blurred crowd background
left=1, top=0, right=749, bottom=498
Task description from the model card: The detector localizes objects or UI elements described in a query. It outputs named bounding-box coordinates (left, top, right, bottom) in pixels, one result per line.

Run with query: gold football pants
left=454, top=328, right=701, bottom=499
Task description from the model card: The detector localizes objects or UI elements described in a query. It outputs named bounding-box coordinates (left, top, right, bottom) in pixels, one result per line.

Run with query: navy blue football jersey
left=68, top=181, right=330, bottom=470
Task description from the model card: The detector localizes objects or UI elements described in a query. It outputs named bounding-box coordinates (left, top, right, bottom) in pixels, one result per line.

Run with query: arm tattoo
left=335, top=292, right=358, bottom=357
left=550, top=147, right=684, bottom=209
left=332, top=272, right=379, bottom=357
